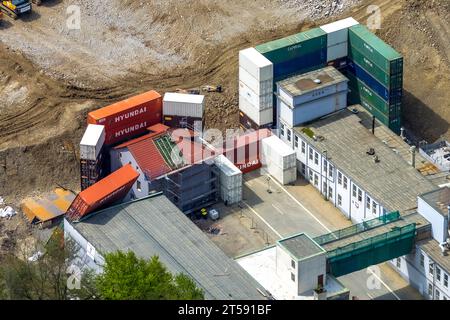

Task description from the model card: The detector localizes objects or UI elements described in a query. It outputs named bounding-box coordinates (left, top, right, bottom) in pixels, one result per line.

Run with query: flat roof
left=278, top=233, right=325, bottom=260
left=163, top=92, right=205, bottom=104
left=419, top=239, right=450, bottom=274
left=294, top=108, right=437, bottom=214
left=80, top=124, right=104, bottom=147
left=71, top=194, right=265, bottom=300
left=277, top=66, right=348, bottom=97
left=420, top=187, right=450, bottom=217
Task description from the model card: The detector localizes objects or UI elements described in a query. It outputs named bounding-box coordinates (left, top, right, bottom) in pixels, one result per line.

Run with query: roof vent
left=374, top=155, right=380, bottom=163
left=313, top=79, right=322, bottom=84
left=366, top=148, right=376, bottom=156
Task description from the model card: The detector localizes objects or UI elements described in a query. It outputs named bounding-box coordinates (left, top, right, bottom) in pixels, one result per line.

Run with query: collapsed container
left=66, top=164, right=139, bottom=221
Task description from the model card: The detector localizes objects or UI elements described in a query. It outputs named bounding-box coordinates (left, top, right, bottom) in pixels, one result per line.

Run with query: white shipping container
left=239, top=96, right=273, bottom=126
left=265, top=165, right=297, bottom=185
left=326, top=42, right=348, bottom=62
left=239, top=48, right=274, bottom=82
left=262, top=135, right=296, bottom=169
left=80, top=124, right=105, bottom=161
left=214, top=155, right=243, bottom=191
left=221, top=186, right=242, bottom=205
left=239, top=81, right=273, bottom=110
left=163, top=92, right=205, bottom=118
left=320, top=17, right=359, bottom=46
left=239, top=67, right=273, bottom=96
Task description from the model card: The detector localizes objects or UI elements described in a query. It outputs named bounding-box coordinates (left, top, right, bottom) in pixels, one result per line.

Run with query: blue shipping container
left=273, top=48, right=327, bottom=79
left=347, top=60, right=402, bottom=102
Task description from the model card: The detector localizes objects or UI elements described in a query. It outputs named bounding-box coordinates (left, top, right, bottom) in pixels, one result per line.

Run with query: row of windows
left=420, top=253, right=449, bottom=289
left=337, top=171, right=348, bottom=190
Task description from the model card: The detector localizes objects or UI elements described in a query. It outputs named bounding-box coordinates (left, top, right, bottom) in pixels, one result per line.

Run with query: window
left=396, top=258, right=401, bottom=268
left=358, top=189, right=362, bottom=202
left=329, top=186, right=333, bottom=199
left=444, top=274, right=448, bottom=288
left=309, top=148, right=314, bottom=161
left=437, top=266, right=441, bottom=282
left=323, top=160, right=328, bottom=173
left=301, top=163, right=306, bottom=175
left=294, top=136, right=299, bottom=149
left=323, top=182, right=327, bottom=194
left=329, top=164, right=333, bottom=178
left=119, top=152, right=122, bottom=158
left=309, top=169, right=313, bottom=181
left=428, top=283, right=433, bottom=297
left=343, top=177, right=348, bottom=190
left=287, top=129, right=292, bottom=142
left=338, top=172, right=342, bottom=185
left=420, top=253, right=425, bottom=268
left=291, top=260, right=296, bottom=269
left=314, top=174, right=319, bottom=187
left=137, top=180, right=142, bottom=192
left=352, top=185, right=357, bottom=198
left=372, top=202, right=377, bottom=215
left=291, top=273, right=296, bottom=282
left=301, top=141, right=306, bottom=154
left=436, top=290, right=440, bottom=300
left=281, top=123, right=285, bottom=137
left=338, top=194, right=342, bottom=207
left=366, top=196, right=371, bottom=210
left=314, top=152, right=319, bottom=165
left=429, top=263, right=434, bottom=276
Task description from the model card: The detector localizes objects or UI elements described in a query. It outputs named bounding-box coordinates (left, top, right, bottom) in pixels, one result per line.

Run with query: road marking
left=272, top=204, right=284, bottom=215
left=268, top=178, right=332, bottom=233
left=242, top=201, right=283, bottom=238
left=369, top=269, right=401, bottom=301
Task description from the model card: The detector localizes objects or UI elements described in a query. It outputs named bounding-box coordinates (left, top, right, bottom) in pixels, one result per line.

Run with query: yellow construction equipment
left=201, top=85, right=222, bottom=93
left=1, top=0, right=32, bottom=19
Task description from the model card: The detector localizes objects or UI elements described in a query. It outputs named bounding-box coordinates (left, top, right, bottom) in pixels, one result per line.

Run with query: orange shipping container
left=66, top=164, right=139, bottom=221
left=87, top=90, right=162, bottom=138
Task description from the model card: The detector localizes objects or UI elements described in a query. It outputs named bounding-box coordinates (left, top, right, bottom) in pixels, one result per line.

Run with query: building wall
left=417, top=197, right=449, bottom=243
left=275, top=245, right=299, bottom=295
left=292, top=133, right=385, bottom=223
left=297, top=254, right=327, bottom=294
left=390, top=246, right=450, bottom=300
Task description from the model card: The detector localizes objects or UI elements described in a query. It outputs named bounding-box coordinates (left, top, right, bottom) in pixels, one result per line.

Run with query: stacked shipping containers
left=346, top=24, right=403, bottom=134
left=163, top=93, right=205, bottom=130
left=79, top=124, right=106, bottom=190
left=238, top=48, right=274, bottom=130
left=88, top=90, right=163, bottom=145
left=261, top=135, right=297, bottom=185
left=214, top=155, right=243, bottom=205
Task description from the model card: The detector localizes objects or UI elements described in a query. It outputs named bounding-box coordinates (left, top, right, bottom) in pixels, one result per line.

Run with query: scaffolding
left=314, top=211, right=401, bottom=246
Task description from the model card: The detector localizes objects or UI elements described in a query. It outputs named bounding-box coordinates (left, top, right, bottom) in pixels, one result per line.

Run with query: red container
left=88, top=90, right=162, bottom=145
left=66, top=164, right=139, bottom=221
left=104, top=119, right=151, bottom=146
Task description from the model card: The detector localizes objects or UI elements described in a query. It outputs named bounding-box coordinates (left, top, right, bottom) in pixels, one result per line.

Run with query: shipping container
left=262, top=135, right=297, bottom=169
left=239, top=67, right=273, bottom=96
left=239, top=110, right=272, bottom=131
left=220, top=186, right=242, bottom=205
left=66, top=164, right=139, bottom=221
left=214, top=155, right=243, bottom=190
left=358, top=96, right=401, bottom=134
left=327, top=56, right=349, bottom=70
left=80, top=157, right=105, bottom=189
left=255, top=28, right=327, bottom=64
left=346, top=60, right=402, bottom=101
left=239, top=94, right=273, bottom=126
left=88, top=90, right=162, bottom=130
left=80, top=124, right=105, bottom=161
left=320, top=17, right=359, bottom=46
left=264, top=164, right=297, bottom=185
left=163, top=92, right=205, bottom=118
left=272, top=48, right=327, bottom=79
left=239, top=81, right=273, bottom=110
left=103, top=119, right=151, bottom=146
left=163, top=115, right=204, bottom=131
left=327, top=42, right=348, bottom=62
left=349, top=24, right=403, bottom=74
left=348, top=45, right=403, bottom=88
left=239, top=48, right=274, bottom=81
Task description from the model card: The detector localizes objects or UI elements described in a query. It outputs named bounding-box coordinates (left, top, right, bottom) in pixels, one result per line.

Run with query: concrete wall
left=297, top=254, right=327, bottom=294
left=275, top=245, right=298, bottom=295
left=418, top=197, right=449, bottom=243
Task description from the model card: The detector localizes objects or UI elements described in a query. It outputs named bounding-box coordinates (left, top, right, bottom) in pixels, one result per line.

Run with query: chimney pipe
left=410, top=146, right=416, bottom=168
left=372, top=116, right=375, bottom=135
left=400, top=127, right=406, bottom=140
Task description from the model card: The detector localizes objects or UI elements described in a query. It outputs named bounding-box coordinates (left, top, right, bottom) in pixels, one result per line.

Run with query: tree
left=90, top=251, right=204, bottom=300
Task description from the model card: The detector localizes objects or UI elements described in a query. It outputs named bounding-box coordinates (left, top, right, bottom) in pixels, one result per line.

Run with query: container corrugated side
left=327, top=42, right=348, bottom=62
left=272, top=48, right=327, bottom=79
left=265, top=164, right=297, bottom=185
left=320, top=17, right=359, bottom=46
left=348, top=45, right=403, bottom=88
left=255, top=28, right=327, bottom=64
left=80, top=125, right=105, bottom=161
left=104, top=119, right=151, bottom=146
left=214, top=155, right=243, bottom=191
left=220, top=186, right=242, bottom=205
left=163, top=96, right=204, bottom=118
left=239, top=67, right=273, bottom=96
left=349, top=24, right=403, bottom=74
left=239, top=95, right=273, bottom=126
left=239, top=81, right=273, bottom=110
left=262, top=136, right=297, bottom=169
left=239, top=48, right=274, bottom=81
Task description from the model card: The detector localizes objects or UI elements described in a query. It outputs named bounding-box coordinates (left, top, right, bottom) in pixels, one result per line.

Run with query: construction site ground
left=0, top=0, right=448, bottom=266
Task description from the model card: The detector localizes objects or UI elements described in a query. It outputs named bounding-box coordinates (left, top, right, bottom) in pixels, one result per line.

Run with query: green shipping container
left=348, top=45, right=403, bottom=90
left=255, top=28, right=327, bottom=64
left=359, top=96, right=401, bottom=133
left=349, top=24, right=403, bottom=75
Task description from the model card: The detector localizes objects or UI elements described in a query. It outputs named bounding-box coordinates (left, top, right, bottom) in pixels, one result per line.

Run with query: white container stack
left=320, top=17, right=359, bottom=62
left=214, top=155, right=243, bottom=205
left=239, top=48, right=274, bottom=127
left=163, top=93, right=205, bottom=118
left=80, top=124, right=105, bottom=161
left=261, top=135, right=297, bottom=185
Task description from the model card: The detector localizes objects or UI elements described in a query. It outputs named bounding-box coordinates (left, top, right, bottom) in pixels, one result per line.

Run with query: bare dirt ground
left=0, top=0, right=448, bottom=256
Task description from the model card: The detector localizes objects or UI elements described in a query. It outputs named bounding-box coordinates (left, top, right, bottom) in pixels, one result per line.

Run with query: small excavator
left=1, top=0, right=32, bottom=19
